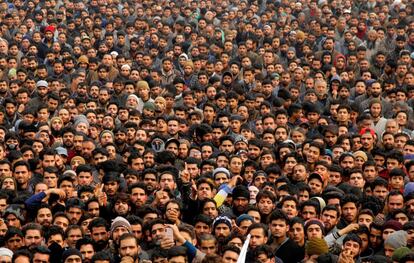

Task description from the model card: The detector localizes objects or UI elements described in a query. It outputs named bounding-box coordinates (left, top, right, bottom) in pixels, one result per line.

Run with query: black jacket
left=274, top=238, right=305, bottom=263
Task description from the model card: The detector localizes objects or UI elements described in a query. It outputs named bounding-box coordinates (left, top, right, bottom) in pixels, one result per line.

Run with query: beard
left=93, top=239, right=109, bottom=251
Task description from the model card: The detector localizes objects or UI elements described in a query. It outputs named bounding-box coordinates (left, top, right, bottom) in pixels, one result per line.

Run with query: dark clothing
left=274, top=238, right=305, bottom=263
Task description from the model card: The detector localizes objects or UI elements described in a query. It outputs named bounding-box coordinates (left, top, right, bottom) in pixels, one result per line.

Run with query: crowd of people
left=1, top=0, right=414, bottom=262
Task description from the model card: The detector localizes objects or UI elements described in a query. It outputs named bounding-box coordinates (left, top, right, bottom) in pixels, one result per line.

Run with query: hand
left=338, top=248, right=355, bottom=263
left=190, top=179, right=197, bottom=200
left=339, top=223, right=359, bottom=236
left=228, top=175, right=243, bottom=188
left=17, top=104, right=25, bottom=113
left=160, top=236, right=175, bottom=250
left=180, top=163, right=191, bottom=184
left=166, top=224, right=186, bottom=243
left=332, top=89, right=338, bottom=99
left=47, top=189, right=66, bottom=200
left=98, top=192, right=107, bottom=207
left=154, top=190, right=170, bottom=206
left=94, top=184, right=104, bottom=198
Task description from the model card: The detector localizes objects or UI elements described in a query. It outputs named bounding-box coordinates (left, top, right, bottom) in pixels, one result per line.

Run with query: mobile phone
left=165, top=227, right=174, bottom=240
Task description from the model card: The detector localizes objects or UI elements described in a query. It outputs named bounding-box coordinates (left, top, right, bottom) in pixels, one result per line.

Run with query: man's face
left=32, top=253, right=49, bottom=263
left=232, top=197, right=249, bottom=213
left=36, top=208, right=52, bottom=226
left=130, top=187, right=147, bottom=207
left=222, top=250, right=238, bottom=263
left=372, top=186, right=388, bottom=202
left=342, top=202, right=358, bottom=223
left=369, top=228, right=382, bottom=249
left=67, top=207, right=82, bottom=224
left=0, top=164, right=11, bottom=178
left=13, top=165, right=31, bottom=186
left=77, top=171, right=93, bottom=186
left=143, top=174, right=157, bottom=191
left=112, top=226, right=129, bottom=244
left=249, top=228, right=268, bottom=249
left=118, top=237, right=138, bottom=258
left=91, top=226, right=109, bottom=247
left=151, top=223, right=166, bottom=241
left=321, top=210, right=338, bottom=232
left=343, top=240, right=360, bottom=258
left=200, top=239, right=216, bottom=255
left=24, top=229, right=43, bottom=249
left=214, top=223, right=231, bottom=241
left=114, top=200, right=130, bottom=216
left=159, top=174, right=176, bottom=190
left=269, top=219, right=288, bottom=238
left=387, top=194, right=404, bottom=213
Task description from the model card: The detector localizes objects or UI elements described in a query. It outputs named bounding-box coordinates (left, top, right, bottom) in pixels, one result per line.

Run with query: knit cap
left=212, top=168, right=230, bottom=179
left=353, top=151, right=368, bottom=162
left=392, top=247, right=411, bottom=262
left=73, top=115, right=89, bottom=129
left=212, top=216, right=232, bottom=230
left=62, top=248, right=82, bottom=263
left=111, top=216, right=132, bottom=233
left=304, top=219, right=325, bottom=235
left=305, top=238, right=329, bottom=256
left=137, top=80, right=149, bottom=90
left=236, top=214, right=254, bottom=226
left=383, top=220, right=403, bottom=231
left=232, top=185, right=250, bottom=199
left=384, top=230, right=408, bottom=249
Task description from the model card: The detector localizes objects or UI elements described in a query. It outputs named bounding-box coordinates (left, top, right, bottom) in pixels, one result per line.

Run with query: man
left=23, top=223, right=44, bottom=250
left=338, top=195, right=359, bottom=229
left=248, top=223, right=268, bottom=250
left=62, top=248, right=83, bottom=263
left=129, top=183, right=148, bottom=211
left=76, top=237, right=95, bottom=263
left=222, top=245, right=240, bottom=263
left=45, top=225, right=65, bottom=248
left=76, top=165, right=94, bottom=187
left=4, top=227, right=24, bottom=252
left=321, top=205, right=340, bottom=234
left=32, top=246, right=51, bottom=263
left=89, top=217, right=110, bottom=251
left=230, top=185, right=250, bottom=217
left=304, top=219, right=324, bottom=240
left=13, top=160, right=32, bottom=194
left=65, top=199, right=84, bottom=225
left=0, top=247, right=13, bottom=263
left=268, top=209, right=304, bottom=262
left=35, top=206, right=53, bottom=227
left=342, top=233, right=363, bottom=261
left=198, top=234, right=217, bottom=256
left=119, top=233, right=149, bottom=261
left=110, top=216, right=132, bottom=247
left=252, top=245, right=275, bottom=263
left=212, top=216, right=232, bottom=244
left=386, top=191, right=405, bottom=215
left=65, top=225, right=83, bottom=249
left=166, top=246, right=188, bottom=263
left=300, top=199, right=320, bottom=220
